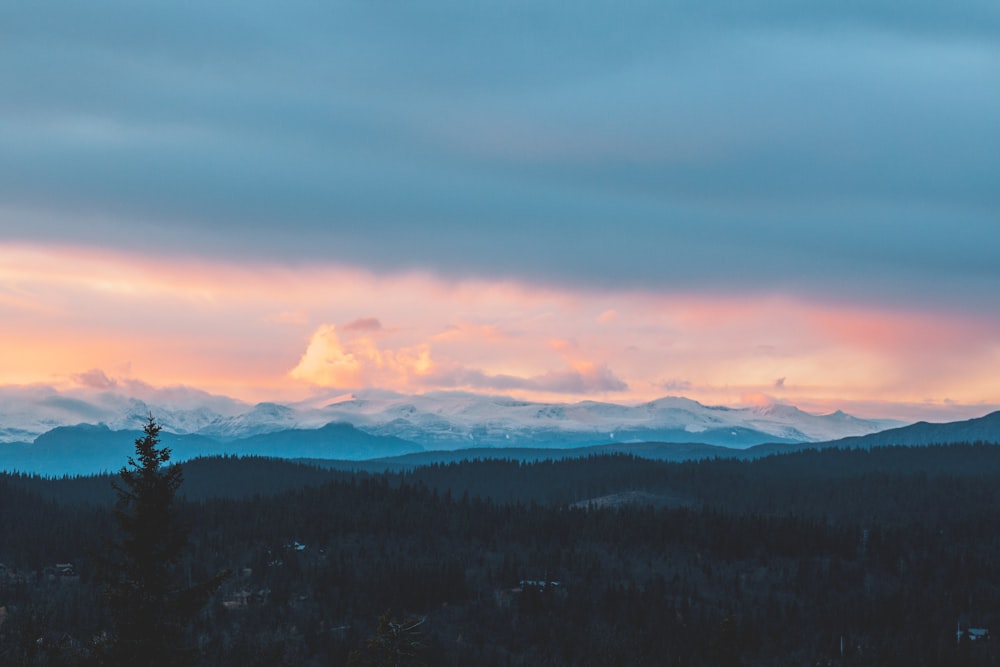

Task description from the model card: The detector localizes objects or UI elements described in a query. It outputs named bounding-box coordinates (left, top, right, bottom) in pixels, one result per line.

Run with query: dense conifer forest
left=2, top=444, right=999, bottom=665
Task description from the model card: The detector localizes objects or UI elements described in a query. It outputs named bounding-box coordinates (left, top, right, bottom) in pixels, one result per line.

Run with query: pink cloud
left=741, top=392, right=779, bottom=409
left=342, top=317, right=383, bottom=333
left=431, top=321, right=508, bottom=343
left=72, top=368, right=118, bottom=390
left=264, top=311, right=310, bottom=325
left=3, top=240, right=999, bottom=421
left=423, top=362, right=628, bottom=395
left=662, top=378, right=692, bottom=392
left=535, top=363, right=628, bottom=393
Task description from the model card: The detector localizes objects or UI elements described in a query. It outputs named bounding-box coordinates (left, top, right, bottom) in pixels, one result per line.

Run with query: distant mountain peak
left=0, top=387, right=908, bottom=454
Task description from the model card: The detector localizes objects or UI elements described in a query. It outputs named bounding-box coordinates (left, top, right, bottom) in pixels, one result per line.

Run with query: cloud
left=431, top=321, right=509, bottom=343
left=1, top=2, right=998, bottom=315
left=425, top=362, right=628, bottom=395
left=662, top=378, right=692, bottom=392
left=3, top=241, right=999, bottom=419
left=343, top=317, right=383, bottom=333
left=289, top=325, right=367, bottom=387
left=742, top=392, right=778, bottom=408
left=289, top=325, right=432, bottom=389
left=73, top=368, right=118, bottom=390
left=264, top=311, right=309, bottom=325
left=291, top=323, right=628, bottom=396
left=535, top=363, right=628, bottom=394
left=774, top=377, right=786, bottom=389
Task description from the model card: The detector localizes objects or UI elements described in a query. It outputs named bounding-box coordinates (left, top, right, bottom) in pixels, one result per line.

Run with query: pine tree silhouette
left=101, top=416, right=226, bottom=666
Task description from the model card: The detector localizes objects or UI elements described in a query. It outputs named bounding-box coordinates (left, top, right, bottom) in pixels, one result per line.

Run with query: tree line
left=2, top=431, right=999, bottom=665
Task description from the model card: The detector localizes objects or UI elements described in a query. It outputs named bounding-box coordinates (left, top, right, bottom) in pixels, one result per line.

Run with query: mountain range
left=2, top=387, right=997, bottom=477
left=0, top=387, right=901, bottom=445
left=303, top=409, right=1000, bottom=473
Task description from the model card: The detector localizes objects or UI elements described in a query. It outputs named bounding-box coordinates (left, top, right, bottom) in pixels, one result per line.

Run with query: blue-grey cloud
left=1, top=1, right=998, bottom=311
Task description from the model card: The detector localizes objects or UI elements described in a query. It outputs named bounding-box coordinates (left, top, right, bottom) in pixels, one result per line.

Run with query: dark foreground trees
left=100, top=416, right=226, bottom=667
left=348, top=610, right=429, bottom=667
left=4, top=444, right=1000, bottom=665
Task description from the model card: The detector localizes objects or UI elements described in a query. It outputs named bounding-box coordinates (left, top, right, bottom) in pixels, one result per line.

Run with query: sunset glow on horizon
left=2, top=241, right=997, bottom=423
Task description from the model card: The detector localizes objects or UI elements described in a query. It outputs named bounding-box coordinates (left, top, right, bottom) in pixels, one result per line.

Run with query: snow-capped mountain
left=0, top=384, right=247, bottom=442
left=196, top=402, right=306, bottom=440
left=0, top=386, right=901, bottom=449
left=312, top=391, right=902, bottom=449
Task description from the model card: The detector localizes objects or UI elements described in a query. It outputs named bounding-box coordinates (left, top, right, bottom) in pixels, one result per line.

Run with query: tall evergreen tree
left=102, top=416, right=225, bottom=667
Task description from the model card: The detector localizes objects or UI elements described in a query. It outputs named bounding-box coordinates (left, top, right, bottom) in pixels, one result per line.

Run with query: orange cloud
left=289, top=324, right=433, bottom=389
left=290, top=325, right=364, bottom=387
left=289, top=321, right=629, bottom=396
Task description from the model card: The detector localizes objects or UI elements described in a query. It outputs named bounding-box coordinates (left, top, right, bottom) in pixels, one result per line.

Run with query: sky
left=1, top=1, right=999, bottom=422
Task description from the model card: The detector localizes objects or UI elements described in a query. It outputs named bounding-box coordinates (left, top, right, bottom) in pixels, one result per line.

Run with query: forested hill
left=748, top=409, right=1000, bottom=457
left=302, top=410, right=1000, bottom=471
left=0, top=455, right=348, bottom=507
left=6, top=441, right=1000, bottom=516
left=830, top=409, right=1000, bottom=446
left=2, top=444, right=999, bottom=666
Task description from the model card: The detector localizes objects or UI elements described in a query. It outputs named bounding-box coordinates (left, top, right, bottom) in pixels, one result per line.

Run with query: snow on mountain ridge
left=0, top=386, right=903, bottom=446
left=311, top=391, right=901, bottom=447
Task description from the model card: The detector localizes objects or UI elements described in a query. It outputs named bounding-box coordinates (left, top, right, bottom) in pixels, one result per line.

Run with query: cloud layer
left=289, top=322, right=628, bottom=396
left=2, top=243, right=998, bottom=421
left=2, top=3, right=998, bottom=421
left=1, top=1, right=998, bottom=311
